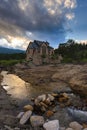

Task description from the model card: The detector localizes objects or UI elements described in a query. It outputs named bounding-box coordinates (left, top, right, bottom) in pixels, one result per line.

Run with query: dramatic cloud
left=0, top=0, right=77, bottom=49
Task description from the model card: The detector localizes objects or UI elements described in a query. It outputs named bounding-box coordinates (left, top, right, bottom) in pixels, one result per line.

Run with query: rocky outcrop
left=52, top=64, right=87, bottom=97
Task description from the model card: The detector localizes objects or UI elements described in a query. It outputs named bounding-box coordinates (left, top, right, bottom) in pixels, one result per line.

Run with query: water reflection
left=1, top=71, right=69, bottom=101
left=1, top=71, right=30, bottom=100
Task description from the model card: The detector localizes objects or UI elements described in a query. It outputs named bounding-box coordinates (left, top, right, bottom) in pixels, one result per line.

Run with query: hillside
left=0, top=46, right=25, bottom=54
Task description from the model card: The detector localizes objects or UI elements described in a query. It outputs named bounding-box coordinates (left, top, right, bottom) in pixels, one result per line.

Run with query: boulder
left=30, top=115, right=44, bottom=127
left=69, top=73, right=87, bottom=97
left=19, top=110, right=32, bottom=125
left=69, top=121, right=83, bottom=130
left=43, top=120, right=59, bottom=130
left=23, top=105, right=34, bottom=111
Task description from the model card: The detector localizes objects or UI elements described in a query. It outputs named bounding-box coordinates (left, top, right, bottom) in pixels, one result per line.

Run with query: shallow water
left=1, top=71, right=70, bottom=100
left=1, top=71, right=30, bottom=100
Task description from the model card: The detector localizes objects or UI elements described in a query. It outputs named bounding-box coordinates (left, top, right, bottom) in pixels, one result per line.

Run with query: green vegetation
left=55, top=39, right=87, bottom=63
left=0, top=53, right=26, bottom=66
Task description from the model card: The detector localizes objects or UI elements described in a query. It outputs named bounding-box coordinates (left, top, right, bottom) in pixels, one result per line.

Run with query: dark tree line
left=54, top=40, right=87, bottom=63
left=0, top=53, right=26, bottom=60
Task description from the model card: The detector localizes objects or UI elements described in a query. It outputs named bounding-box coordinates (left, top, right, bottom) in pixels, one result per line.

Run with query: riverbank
left=0, top=63, right=87, bottom=129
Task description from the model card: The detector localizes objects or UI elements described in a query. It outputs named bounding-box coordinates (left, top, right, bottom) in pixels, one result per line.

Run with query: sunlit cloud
left=0, top=0, right=77, bottom=49
left=66, top=13, right=75, bottom=20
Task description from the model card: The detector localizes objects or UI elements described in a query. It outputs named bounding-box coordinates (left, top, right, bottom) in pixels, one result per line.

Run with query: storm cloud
left=0, top=0, right=77, bottom=49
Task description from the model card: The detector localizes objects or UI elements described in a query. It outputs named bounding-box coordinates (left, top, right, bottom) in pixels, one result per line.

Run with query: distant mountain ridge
left=0, top=46, right=25, bottom=54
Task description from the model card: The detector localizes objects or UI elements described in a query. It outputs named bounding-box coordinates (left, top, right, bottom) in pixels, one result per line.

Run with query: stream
left=1, top=71, right=87, bottom=123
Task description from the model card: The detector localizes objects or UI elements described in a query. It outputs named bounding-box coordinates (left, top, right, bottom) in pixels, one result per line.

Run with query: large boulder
left=69, top=73, right=87, bottom=97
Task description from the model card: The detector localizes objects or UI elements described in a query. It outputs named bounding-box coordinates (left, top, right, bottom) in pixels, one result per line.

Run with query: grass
left=0, top=59, right=25, bottom=66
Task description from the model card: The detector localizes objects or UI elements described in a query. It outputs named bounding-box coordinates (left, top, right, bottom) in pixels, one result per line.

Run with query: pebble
left=30, top=115, right=44, bottom=127
left=62, top=93, right=69, bottom=99
left=66, top=128, right=73, bottom=130
left=17, top=112, right=24, bottom=119
left=19, top=110, right=32, bottom=125
left=41, top=106, right=46, bottom=112
left=48, top=94, right=55, bottom=101
left=38, top=94, right=46, bottom=101
left=69, top=121, right=83, bottom=130
left=46, top=110, right=54, bottom=117
left=40, top=102, right=48, bottom=108
left=43, top=120, right=59, bottom=130
left=23, top=105, right=34, bottom=111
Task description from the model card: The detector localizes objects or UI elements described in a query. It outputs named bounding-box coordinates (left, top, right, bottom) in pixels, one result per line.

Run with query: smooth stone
left=41, top=106, right=46, bottom=112
left=23, top=105, right=34, bottom=111
left=69, top=121, right=83, bottom=130
left=62, top=93, right=69, bottom=99
left=40, top=102, right=48, bottom=108
left=35, top=98, right=40, bottom=105
left=17, top=112, right=24, bottom=119
left=46, top=110, right=54, bottom=117
left=44, top=98, right=51, bottom=105
left=51, top=93, right=58, bottom=97
left=35, top=95, right=46, bottom=105
left=48, top=94, right=55, bottom=101
left=20, top=110, right=32, bottom=125
left=37, top=94, right=46, bottom=102
left=59, top=127, right=66, bottom=130
left=43, top=120, right=59, bottom=130
left=30, top=115, right=44, bottom=127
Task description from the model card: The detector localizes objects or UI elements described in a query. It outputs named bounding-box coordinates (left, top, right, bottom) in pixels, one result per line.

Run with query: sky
left=0, top=0, right=87, bottom=50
